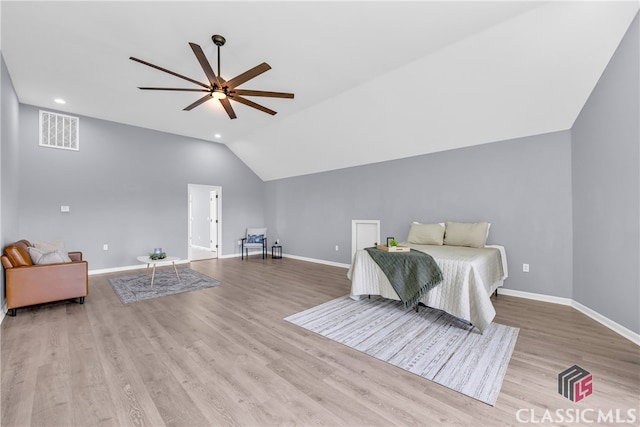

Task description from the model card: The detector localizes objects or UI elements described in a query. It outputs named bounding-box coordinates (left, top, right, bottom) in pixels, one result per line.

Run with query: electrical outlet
left=335, top=245, right=339, bottom=251
left=523, top=263, right=529, bottom=272
left=103, top=244, right=109, bottom=251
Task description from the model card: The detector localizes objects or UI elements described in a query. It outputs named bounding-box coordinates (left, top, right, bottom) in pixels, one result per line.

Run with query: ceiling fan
left=130, top=34, right=294, bottom=119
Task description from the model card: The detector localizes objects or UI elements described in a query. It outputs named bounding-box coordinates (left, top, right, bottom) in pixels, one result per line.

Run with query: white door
left=351, top=220, right=380, bottom=261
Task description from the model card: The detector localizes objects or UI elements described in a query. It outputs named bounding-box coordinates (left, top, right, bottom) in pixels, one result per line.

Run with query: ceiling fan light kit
left=210, top=90, right=226, bottom=100
left=130, top=34, right=294, bottom=119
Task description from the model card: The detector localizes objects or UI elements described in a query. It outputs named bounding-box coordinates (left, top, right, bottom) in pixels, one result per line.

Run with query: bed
left=347, top=222, right=508, bottom=333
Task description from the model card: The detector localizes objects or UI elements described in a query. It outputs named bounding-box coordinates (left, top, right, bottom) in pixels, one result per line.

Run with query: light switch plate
left=61, top=205, right=70, bottom=212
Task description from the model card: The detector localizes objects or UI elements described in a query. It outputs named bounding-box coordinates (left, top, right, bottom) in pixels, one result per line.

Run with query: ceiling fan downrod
left=211, top=34, right=226, bottom=84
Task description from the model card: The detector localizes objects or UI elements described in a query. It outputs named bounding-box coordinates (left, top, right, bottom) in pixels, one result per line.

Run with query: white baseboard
left=499, top=288, right=639, bottom=346
left=214, top=250, right=347, bottom=266
left=281, top=253, right=350, bottom=269
left=499, top=288, right=573, bottom=306
left=217, top=251, right=350, bottom=268
left=571, top=300, right=640, bottom=346
left=0, top=302, right=6, bottom=324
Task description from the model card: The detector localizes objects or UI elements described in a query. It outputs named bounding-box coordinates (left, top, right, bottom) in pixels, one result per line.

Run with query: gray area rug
left=285, top=295, right=519, bottom=406
left=108, top=268, right=222, bottom=304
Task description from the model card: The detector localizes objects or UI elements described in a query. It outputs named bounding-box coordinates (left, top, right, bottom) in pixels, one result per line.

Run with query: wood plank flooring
left=2, top=256, right=639, bottom=426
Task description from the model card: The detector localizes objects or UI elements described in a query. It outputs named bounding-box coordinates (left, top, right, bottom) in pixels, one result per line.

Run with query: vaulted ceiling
left=2, top=1, right=638, bottom=180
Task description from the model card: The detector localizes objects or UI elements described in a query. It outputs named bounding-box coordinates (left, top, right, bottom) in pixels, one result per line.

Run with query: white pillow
left=35, top=241, right=73, bottom=261
left=412, top=221, right=445, bottom=227
left=407, top=223, right=445, bottom=245
left=443, top=222, right=490, bottom=248
left=28, top=247, right=72, bottom=264
left=34, top=240, right=67, bottom=252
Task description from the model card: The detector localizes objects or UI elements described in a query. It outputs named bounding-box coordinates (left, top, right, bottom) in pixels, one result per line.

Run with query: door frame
left=188, top=184, right=222, bottom=259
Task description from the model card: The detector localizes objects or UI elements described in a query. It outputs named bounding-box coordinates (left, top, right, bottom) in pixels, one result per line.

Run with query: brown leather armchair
left=2, top=240, right=88, bottom=316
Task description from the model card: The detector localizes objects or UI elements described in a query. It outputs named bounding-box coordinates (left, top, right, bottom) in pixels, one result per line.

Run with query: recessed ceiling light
left=54, top=98, right=66, bottom=104
left=214, top=133, right=222, bottom=139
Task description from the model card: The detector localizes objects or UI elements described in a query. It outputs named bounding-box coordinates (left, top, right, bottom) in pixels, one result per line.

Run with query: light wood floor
left=1, top=257, right=638, bottom=427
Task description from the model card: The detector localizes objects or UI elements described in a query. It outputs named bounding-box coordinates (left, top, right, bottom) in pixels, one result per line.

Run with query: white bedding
left=347, top=244, right=508, bottom=333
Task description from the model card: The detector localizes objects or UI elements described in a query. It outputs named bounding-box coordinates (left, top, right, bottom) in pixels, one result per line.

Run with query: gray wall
left=572, top=13, right=639, bottom=334
left=1, top=53, right=21, bottom=306
left=265, top=130, right=574, bottom=298
left=17, top=104, right=265, bottom=270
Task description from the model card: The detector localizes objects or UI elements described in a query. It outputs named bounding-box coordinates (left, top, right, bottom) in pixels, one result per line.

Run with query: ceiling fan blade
left=231, top=96, right=277, bottom=116
left=225, top=63, right=271, bottom=89
left=139, top=87, right=210, bottom=92
left=183, top=94, right=214, bottom=111
left=219, top=98, right=237, bottom=119
left=188, top=43, right=223, bottom=89
left=130, top=57, right=210, bottom=89
left=233, top=89, right=294, bottom=99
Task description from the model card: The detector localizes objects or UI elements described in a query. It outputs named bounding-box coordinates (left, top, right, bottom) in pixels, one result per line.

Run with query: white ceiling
left=2, top=1, right=638, bottom=180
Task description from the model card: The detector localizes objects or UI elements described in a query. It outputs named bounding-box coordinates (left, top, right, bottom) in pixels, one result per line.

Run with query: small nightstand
left=271, top=245, right=282, bottom=259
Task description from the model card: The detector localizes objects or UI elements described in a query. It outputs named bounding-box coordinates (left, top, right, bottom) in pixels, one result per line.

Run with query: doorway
left=188, top=184, right=222, bottom=261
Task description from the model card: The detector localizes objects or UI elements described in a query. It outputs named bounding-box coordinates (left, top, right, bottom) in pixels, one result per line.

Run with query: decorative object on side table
left=149, top=247, right=166, bottom=260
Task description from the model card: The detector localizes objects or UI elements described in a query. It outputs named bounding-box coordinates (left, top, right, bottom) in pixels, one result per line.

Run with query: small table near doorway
left=137, top=255, right=181, bottom=287
left=271, top=245, right=282, bottom=259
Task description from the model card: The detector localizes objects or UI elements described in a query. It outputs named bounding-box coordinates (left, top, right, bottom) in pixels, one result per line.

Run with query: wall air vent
left=39, top=110, right=79, bottom=151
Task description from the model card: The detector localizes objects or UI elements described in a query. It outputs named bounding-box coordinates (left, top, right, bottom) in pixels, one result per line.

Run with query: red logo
left=558, top=365, right=593, bottom=402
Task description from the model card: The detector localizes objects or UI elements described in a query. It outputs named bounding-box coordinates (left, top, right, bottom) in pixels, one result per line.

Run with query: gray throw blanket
left=365, top=247, right=443, bottom=309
